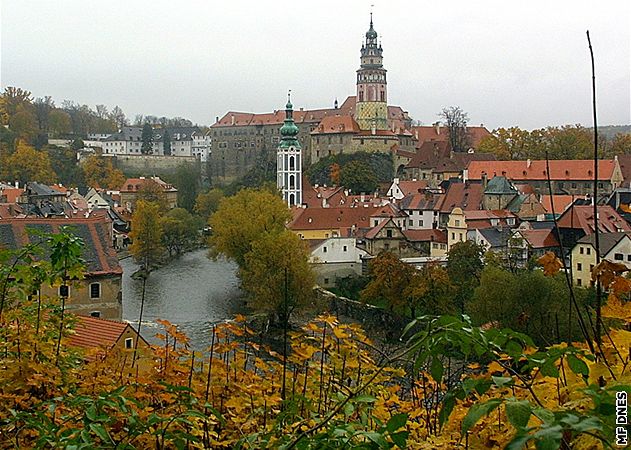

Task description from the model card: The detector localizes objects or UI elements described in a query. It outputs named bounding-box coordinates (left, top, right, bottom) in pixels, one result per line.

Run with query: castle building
left=277, top=95, right=302, bottom=206
left=209, top=15, right=416, bottom=184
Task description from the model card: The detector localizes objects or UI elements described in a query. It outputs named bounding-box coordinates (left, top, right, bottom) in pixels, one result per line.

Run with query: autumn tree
left=439, top=106, right=470, bottom=152
left=446, top=240, right=485, bottom=313
left=48, top=109, right=72, bottom=137
left=9, top=104, right=38, bottom=141
left=3, top=141, right=57, bottom=184
left=208, top=188, right=291, bottom=267
left=141, top=123, right=153, bottom=154
left=160, top=208, right=198, bottom=257
left=194, top=188, right=224, bottom=221
left=81, top=153, right=126, bottom=189
left=47, top=145, right=84, bottom=187
left=129, top=200, right=164, bottom=269
left=241, top=230, right=315, bottom=324
left=609, top=133, right=631, bottom=155
left=33, top=96, right=55, bottom=132
left=329, top=163, right=341, bottom=185
left=136, top=180, right=169, bottom=210
left=404, top=262, right=455, bottom=318
left=361, top=251, right=415, bottom=314
left=109, top=105, right=127, bottom=130
left=340, top=160, right=378, bottom=193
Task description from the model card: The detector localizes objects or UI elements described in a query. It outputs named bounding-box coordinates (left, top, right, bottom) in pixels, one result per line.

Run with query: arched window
left=359, top=91, right=364, bottom=102
left=289, top=193, right=295, bottom=206
left=289, top=175, right=295, bottom=189
left=289, top=156, right=295, bottom=170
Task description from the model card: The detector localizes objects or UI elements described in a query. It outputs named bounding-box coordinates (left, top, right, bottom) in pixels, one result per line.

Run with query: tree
left=546, top=125, right=592, bottom=160
left=329, top=163, right=341, bottom=185
left=141, top=123, right=153, bottom=154
left=404, top=262, right=455, bottom=318
left=95, top=104, right=109, bottom=119
left=109, top=105, right=127, bottom=130
left=446, top=240, right=485, bottom=313
left=162, top=129, right=172, bottom=156
left=81, top=153, right=126, bottom=189
left=194, top=188, right=224, bottom=221
left=136, top=181, right=168, bottom=210
left=241, top=230, right=315, bottom=324
left=1, top=87, right=32, bottom=117
left=360, top=252, right=415, bottom=314
left=340, top=160, right=378, bottom=193
left=439, top=106, right=471, bottom=152
left=161, top=208, right=197, bottom=257
left=3, top=141, right=57, bottom=184
left=48, top=109, right=72, bottom=137
left=208, top=188, right=291, bottom=267
left=172, top=163, right=200, bottom=212
left=9, top=104, right=38, bottom=141
left=33, top=96, right=54, bottom=132
left=129, top=200, right=164, bottom=269
left=46, top=145, right=84, bottom=187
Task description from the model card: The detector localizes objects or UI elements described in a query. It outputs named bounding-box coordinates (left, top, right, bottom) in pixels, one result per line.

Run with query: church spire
left=279, top=90, right=299, bottom=148
left=277, top=92, right=302, bottom=207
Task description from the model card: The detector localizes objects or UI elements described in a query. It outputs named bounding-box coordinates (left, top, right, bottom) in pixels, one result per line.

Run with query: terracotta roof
left=364, top=219, right=391, bottom=239
left=399, top=192, right=443, bottom=211
left=397, top=180, right=429, bottom=196
left=370, top=203, right=406, bottom=218
left=411, top=125, right=491, bottom=149
left=0, top=187, right=24, bottom=203
left=617, top=155, right=631, bottom=187
left=288, top=206, right=372, bottom=232
left=120, top=177, right=176, bottom=193
left=402, top=229, right=447, bottom=243
left=311, top=115, right=360, bottom=134
left=557, top=205, right=631, bottom=234
left=50, top=184, right=69, bottom=194
left=516, top=229, right=559, bottom=248
left=440, top=182, right=483, bottom=213
left=0, top=216, right=122, bottom=275
left=466, top=159, right=618, bottom=181
left=540, top=195, right=576, bottom=214
left=67, top=315, right=130, bottom=350
left=0, top=203, right=24, bottom=219
left=462, top=210, right=519, bottom=230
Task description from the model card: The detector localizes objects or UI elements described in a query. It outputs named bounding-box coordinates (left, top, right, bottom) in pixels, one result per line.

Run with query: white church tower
left=277, top=92, right=302, bottom=206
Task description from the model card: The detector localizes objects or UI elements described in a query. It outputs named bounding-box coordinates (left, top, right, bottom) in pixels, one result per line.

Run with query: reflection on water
left=121, top=249, right=244, bottom=350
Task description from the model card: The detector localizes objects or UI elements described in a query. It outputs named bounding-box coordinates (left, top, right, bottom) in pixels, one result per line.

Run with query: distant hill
left=591, top=125, right=631, bottom=140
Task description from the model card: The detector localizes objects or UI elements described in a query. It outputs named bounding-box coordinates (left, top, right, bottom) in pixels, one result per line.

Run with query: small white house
left=310, top=237, right=367, bottom=288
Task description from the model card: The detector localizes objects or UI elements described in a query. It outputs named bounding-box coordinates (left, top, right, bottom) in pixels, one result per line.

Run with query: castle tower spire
left=277, top=91, right=302, bottom=207
left=355, top=13, right=388, bottom=131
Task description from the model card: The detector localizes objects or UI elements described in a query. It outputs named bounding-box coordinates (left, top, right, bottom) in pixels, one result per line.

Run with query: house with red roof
left=386, top=178, right=429, bottom=200
left=446, top=207, right=519, bottom=250
left=120, top=176, right=177, bottom=212
left=68, top=315, right=150, bottom=364
left=556, top=204, right=631, bottom=251
left=508, top=224, right=560, bottom=267
left=0, top=216, right=123, bottom=320
left=465, top=159, right=623, bottom=197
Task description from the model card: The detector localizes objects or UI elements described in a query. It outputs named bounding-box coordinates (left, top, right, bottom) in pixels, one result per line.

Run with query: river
left=120, top=249, right=244, bottom=350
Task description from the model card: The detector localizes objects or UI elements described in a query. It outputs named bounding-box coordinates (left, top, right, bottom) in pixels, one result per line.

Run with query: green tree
left=446, top=240, right=485, bottom=313
left=46, top=145, right=84, bottom=187
left=194, top=188, right=224, bottom=221
left=141, top=123, right=153, bottom=154
left=208, top=188, right=291, bottom=267
left=361, top=252, right=415, bottom=314
left=546, top=125, right=593, bottom=160
left=163, top=129, right=172, bottom=156
left=136, top=181, right=168, bottom=210
left=161, top=208, right=197, bottom=257
left=172, top=163, right=200, bottom=212
left=404, top=262, right=455, bottom=318
left=340, top=160, right=379, bottom=193
left=241, top=230, right=315, bottom=324
left=48, top=109, right=72, bottom=137
left=9, top=104, right=38, bottom=141
left=129, top=200, right=164, bottom=269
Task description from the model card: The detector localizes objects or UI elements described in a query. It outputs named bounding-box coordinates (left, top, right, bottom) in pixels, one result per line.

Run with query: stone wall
left=113, top=155, right=200, bottom=178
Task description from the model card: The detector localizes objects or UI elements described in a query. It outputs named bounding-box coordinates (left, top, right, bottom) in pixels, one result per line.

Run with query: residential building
left=570, top=232, right=631, bottom=287
left=509, top=225, right=560, bottom=266
left=119, top=176, right=178, bottom=211
left=310, top=237, right=368, bottom=288
left=446, top=208, right=519, bottom=250
left=288, top=206, right=372, bottom=241
left=398, top=191, right=443, bottom=230
left=556, top=204, right=631, bottom=251
left=0, top=216, right=123, bottom=320
left=465, top=159, right=624, bottom=197
left=386, top=178, right=429, bottom=200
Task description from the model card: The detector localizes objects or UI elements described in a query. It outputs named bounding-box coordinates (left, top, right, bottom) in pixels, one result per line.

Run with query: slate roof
left=25, top=182, right=64, bottom=197
left=576, top=232, right=631, bottom=257
left=0, top=217, right=122, bottom=275
left=484, top=176, right=517, bottom=195
left=477, top=228, right=513, bottom=248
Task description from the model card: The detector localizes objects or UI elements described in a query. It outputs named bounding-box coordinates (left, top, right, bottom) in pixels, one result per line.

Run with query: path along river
left=120, top=249, right=244, bottom=350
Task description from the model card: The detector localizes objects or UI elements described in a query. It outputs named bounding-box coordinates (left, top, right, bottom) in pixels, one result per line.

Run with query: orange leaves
left=537, top=251, right=562, bottom=276
left=602, top=293, right=631, bottom=323
left=591, top=260, right=629, bottom=288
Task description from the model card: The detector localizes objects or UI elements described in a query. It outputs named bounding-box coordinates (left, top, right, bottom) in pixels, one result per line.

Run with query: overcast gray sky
left=1, top=0, right=629, bottom=130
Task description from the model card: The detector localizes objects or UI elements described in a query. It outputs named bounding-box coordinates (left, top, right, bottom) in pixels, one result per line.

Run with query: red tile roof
left=399, top=192, right=444, bottom=211
left=120, top=177, right=176, bottom=193
left=67, top=315, right=130, bottom=350
left=557, top=205, right=631, bottom=234
left=311, top=115, right=360, bottom=134
left=411, top=125, right=491, bottom=149
left=617, top=155, right=631, bottom=187
left=463, top=210, right=519, bottom=230
left=364, top=219, right=391, bottom=239
left=370, top=203, right=406, bottom=218
left=517, top=229, right=559, bottom=249
left=540, top=195, right=576, bottom=214
left=466, top=159, right=619, bottom=181
left=402, top=229, right=447, bottom=243
left=288, top=206, right=372, bottom=233
left=440, top=182, right=483, bottom=213
left=0, top=187, right=24, bottom=203
left=397, top=180, right=429, bottom=196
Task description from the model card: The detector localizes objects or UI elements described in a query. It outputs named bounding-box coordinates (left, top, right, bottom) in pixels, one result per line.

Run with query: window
left=577, top=278, right=582, bottom=286
left=577, top=263, right=582, bottom=271
left=571, top=183, right=577, bottom=189
left=586, top=248, right=591, bottom=255
left=90, top=283, right=101, bottom=299
left=386, top=229, right=393, bottom=238
left=507, top=218, right=515, bottom=226
left=459, top=233, right=464, bottom=241
left=455, top=220, right=460, bottom=226
left=419, top=220, right=424, bottom=227
left=615, top=253, right=624, bottom=261
left=323, top=246, right=327, bottom=253
left=384, top=243, right=390, bottom=250
left=343, top=245, right=347, bottom=252
left=451, top=232, right=455, bottom=240
left=627, top=255, right=631, bottom=262
left=580, top=247, right=584, bottom=255
left=324, top=278, right=329, bottom=285
left=408, top=219, right=413, bottom=227
left=59, top=285, right=69, bottom=297
left=125, top=338, right=133, bottom=349
left=90, top=311, right=101, bottom=318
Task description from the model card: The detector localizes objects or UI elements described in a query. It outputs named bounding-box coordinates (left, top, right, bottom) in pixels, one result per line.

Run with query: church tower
left=277, top=93, right=302, bottom=207
left=355, top=14, right=388, bottom=131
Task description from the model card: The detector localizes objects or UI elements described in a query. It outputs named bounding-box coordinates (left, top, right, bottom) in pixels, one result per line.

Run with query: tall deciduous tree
left=136, top=181, right=169, bottom=211
left=161, top=208, right=197, bottom=257
left=208, top=188, right=291, bottom=267
left=110, top=105, right=127, bottom=130
left=241, top=230, right=315, bottom=324
left=439, top=106, right=471, bottom=152
left=340, top=160, right=378, bottom=193
left=81, top=153, right=126, bottom=189
left=361, top=251, right=415, bottom=314
left=172, top=163, right=200, bottom=212
left=48, top=109, right=72, bottom=137
left=446, top=240, right=485, bottom=313
left=130, top=200, right=164, bottom=269
left=163, top=129, right=172, bottom=156
left=404, top=262, right=455, bottom=318
left=194, top=188, right=224, bottom=221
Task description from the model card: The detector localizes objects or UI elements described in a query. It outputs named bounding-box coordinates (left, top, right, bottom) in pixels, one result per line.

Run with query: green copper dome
left=366, top=14, right=377, bottom=39
left=279, top=93, right=301, bottom=149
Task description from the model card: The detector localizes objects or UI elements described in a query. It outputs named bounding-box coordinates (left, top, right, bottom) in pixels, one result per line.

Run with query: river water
left=120, top=249, right=244, bottom=350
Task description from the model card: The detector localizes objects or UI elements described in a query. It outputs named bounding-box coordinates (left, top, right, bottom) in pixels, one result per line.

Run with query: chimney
left=482, top=173, right=488, bottom=189
left=434, top=122, right=440, bottom=135
left=14, top=181, right=18, bottom=188
left=322, top=197, right=328, bottom=208
left=526, top=159, right=532, bottom=169
left=215, top=116, right=219, bottom=123
left=360, top=193, right=365, bottom=202
left=371, top=122, right=376, bottom=135
left=231, top=115, right=235, bottom=126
